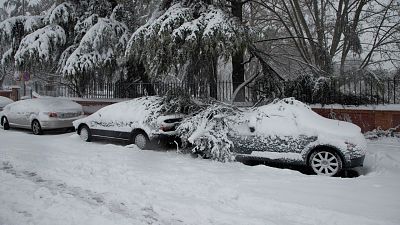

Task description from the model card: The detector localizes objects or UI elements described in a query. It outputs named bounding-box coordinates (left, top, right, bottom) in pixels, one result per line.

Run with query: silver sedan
left=0, top=98, right=84, bottom=135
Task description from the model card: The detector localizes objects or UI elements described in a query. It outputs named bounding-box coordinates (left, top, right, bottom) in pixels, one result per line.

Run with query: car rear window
left=164, top=118, right=183, bottom=123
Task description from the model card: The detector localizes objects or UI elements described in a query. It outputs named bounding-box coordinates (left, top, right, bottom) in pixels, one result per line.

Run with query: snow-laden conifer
left=14, top=25, right=66, bottom=67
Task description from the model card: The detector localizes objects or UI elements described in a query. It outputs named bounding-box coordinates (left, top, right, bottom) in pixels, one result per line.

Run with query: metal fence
left=283, top=78, right=400, bottom=105
left=34, top=78, right=400, bottom=105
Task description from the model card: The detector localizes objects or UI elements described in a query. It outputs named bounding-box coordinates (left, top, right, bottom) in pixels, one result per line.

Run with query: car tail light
left=48, top=112, right=58, bottom=118
left=160, top=124, right=176, bottom=132
left=160, top=125, right=170, bottom=132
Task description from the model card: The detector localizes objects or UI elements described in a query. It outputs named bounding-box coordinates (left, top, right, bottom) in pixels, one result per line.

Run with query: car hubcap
left=33, top=122, right=40, bottom=134
left=135, top=134, right=147, bottom=149
left=80, top=128, right=89, bottom=141
left=311, top=151, right=339, bottom=176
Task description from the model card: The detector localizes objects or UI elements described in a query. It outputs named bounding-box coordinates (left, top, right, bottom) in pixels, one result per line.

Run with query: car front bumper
left=152, top=133, right=181, bottom=147
left=345, top=155, right=365, bottom=168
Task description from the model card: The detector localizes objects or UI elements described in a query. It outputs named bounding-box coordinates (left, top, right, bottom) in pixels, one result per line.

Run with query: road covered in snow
left=0, top=129, right=399, bottom=225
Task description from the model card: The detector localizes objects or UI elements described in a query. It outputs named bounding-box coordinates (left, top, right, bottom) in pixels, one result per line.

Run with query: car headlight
left=345, top=141, right=356, bottom=150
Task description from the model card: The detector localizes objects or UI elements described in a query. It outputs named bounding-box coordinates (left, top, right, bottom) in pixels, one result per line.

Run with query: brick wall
left=0, top=88, right=20, bottom=101
left=73, top=99, right=124, bottom=115
left=0, top=90, right=12, bottom=99
left=312, top=108, right=400, bottom=133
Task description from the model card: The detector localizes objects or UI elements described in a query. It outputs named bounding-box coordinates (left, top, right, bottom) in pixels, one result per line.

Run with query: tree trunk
left=231, top=0, right=245, bottom=102
left=137, top=62, right=155, bottom=96
left=209, top=55, right=218, bottom=99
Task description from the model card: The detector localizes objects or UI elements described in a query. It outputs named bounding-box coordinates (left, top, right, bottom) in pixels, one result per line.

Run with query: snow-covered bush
left=364, top=126, right=400, bottom=140
left=177, top=101, right=244, bottom=162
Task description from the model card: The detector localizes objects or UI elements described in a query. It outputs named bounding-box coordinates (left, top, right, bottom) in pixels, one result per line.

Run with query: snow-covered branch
left=14, top=25, right=67, bottom=67
left=62, top=18, right=129, bottom=76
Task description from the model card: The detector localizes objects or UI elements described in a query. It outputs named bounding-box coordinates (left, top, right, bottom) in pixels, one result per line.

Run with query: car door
left=6, top=102, right=23, bottom=127
left=228, top=111, right=262, bottom=154
left=9, top=101, right=33, bottom=128
left=230, top=110, right=301, bottom=155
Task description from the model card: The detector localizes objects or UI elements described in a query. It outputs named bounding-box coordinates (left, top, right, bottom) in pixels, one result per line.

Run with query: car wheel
left=79, top=125, right=91, bottom=142
left=2, top=117, right=10, bottom=130
left=309, top=150, right=342, bottom=176
left=131, top=132, right=149, bottom=149
left=31, top=120, right=43, bottom=135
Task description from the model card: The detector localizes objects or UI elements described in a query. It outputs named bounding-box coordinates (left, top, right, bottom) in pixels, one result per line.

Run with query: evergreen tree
left=125, top=0, right=248, bottom=99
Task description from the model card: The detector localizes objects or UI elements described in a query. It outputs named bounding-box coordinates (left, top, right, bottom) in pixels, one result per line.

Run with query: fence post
left=394, top=79, right=396, bottom=104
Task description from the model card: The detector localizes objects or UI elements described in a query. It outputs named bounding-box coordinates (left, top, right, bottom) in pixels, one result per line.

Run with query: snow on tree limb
left=45, top=2, right=75, bottom=25
left=14, top=25, right=67, bottom=67
left=74, top=14, right=99, bottom=43
left=57, top=44, right=78, bottom=73
left=0, top=16, right=45, bottom=43
left=62, top=18, right=129, bottom=76
left=1, top=48, right=13, bottom=65
left=125, top=2, right=247, bottom=76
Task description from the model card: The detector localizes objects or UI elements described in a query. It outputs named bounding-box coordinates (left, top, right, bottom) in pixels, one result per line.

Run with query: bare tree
left=248, top=0, right=400, bottom=76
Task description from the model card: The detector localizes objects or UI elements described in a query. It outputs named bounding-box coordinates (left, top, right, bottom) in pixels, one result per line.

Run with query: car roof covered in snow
left=7, top=97, right=82, bottom=112
left=252, top=98, right=361, bottom=137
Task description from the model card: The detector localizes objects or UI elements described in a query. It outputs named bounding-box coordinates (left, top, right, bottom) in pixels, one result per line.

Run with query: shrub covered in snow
left=364, top=126, right=400, bottom=140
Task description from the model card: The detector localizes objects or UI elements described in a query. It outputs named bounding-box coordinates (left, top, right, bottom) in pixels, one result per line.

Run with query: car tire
left=31, top=120, right=43, bottom=135
left=309, top=149, right=343, bottom=176
left=131, top=131, right=149, bottom=150
left=79, top=125, right=91, bottom=142
left=2, top=117, right=10, bottom=130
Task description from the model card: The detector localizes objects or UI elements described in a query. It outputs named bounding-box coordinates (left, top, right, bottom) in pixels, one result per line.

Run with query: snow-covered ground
left=0, top=129, right=399, bottom=225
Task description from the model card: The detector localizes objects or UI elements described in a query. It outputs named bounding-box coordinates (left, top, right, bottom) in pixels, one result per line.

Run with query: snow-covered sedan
left=0, top=96, right=14, bottom=111
left=73, top=96, right=184, bottom=149
left=1, top=98, right=84, bottom=134
left=178, top=98, right=367, bottom=176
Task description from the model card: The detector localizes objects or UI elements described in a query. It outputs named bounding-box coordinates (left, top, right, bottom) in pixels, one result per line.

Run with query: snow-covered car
left=1, top=98, right=84, bottom=135
left=73, top=96, right=185, bottom=149
left=0, top=96, right=14, bottom=111
left=178, top=98, right=367, bottom=176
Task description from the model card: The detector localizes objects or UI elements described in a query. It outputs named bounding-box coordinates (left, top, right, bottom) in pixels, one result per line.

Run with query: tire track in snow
left=0, top=161, right=183, bottom=225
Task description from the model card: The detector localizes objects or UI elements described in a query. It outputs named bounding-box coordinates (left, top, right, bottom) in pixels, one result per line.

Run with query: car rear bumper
left=345, top=155, right=365, bottom=168
left=40, top=118, right=81, bottom=130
